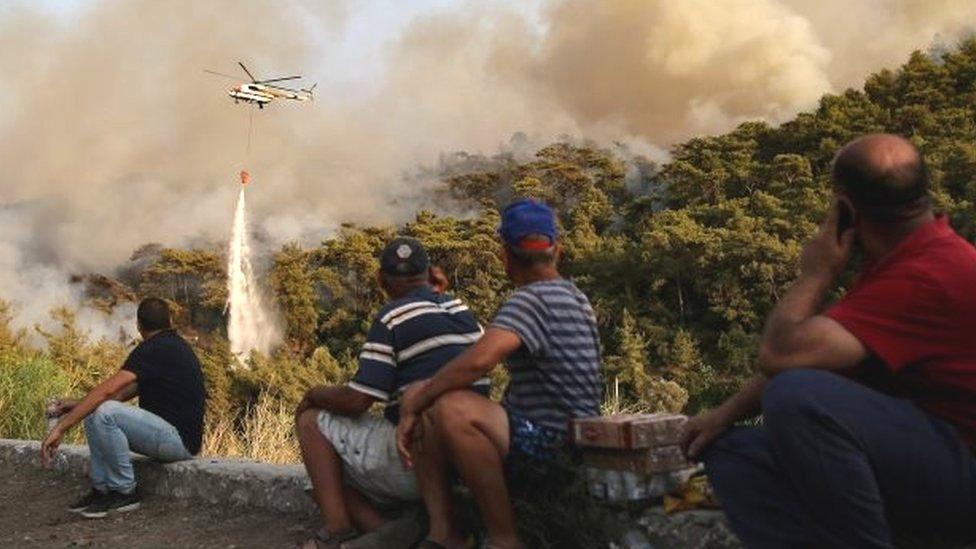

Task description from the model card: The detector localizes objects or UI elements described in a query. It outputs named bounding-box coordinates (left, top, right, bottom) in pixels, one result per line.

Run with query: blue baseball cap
left=499, top=199, right=558, bottom=248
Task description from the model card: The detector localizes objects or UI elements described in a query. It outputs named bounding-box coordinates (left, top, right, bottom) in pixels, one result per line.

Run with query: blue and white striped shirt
left=491, top=279, right=603, bottom=433
left=349, top=286, right=488, bottom=423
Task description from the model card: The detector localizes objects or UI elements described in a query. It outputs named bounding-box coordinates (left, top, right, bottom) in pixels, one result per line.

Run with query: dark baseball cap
left=499, top=199, right=558, bottom=249
left=379, top=237, right=430, bottom=276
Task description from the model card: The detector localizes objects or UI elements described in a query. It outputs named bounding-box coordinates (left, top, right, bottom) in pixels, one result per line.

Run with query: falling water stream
left=226, top=185, right=275, bottom=359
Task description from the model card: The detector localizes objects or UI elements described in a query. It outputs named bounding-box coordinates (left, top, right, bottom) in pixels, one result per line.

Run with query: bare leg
left=343, top=484, right=386, bottom=533
left=295, top=408, right=356, bottom=533
left=429, top=391, right=520, bottom=549
left=414, top=410, right=465, bottom=547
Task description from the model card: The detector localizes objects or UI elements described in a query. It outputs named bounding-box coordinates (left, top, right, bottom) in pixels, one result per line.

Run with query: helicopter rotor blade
left=256, top=76, right=302, bottom=84
left=204, top=69, right=242, bottom=81
left=238, top=62, right=257, bottom=83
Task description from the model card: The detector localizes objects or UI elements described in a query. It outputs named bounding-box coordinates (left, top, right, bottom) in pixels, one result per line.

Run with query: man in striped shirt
left=397, top=200, right=603, bottom=549
left=295, top=237, right=487, bottom=549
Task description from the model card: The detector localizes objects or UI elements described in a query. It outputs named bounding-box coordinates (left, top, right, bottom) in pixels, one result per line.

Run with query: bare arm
left=715, top=374, right=766, bottom=422
left=51, top=381, right=137, bottom=418
left=683, top=276, right=867, bottom=459
left=758, top=200, right=868, bottom=375
left=403, top=327, right=520, bottom=414
left=682, top=374, right=766, bottom=459
left=41, top=369, right=136, bottom=465
left=54, top=380, right=137, bottom=414
left=112, top=381, right=139, bottom=402
left=295, top=385, right=376, bottom=417
left=684, top=200, right=868, bottom=460
left=758, top=277, right=867, bottom=375
left=396, top=328, right=521, bottom=467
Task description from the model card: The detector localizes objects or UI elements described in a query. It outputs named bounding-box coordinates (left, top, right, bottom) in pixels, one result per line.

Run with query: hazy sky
left=2, top=0, right=974, bottom=336
left=15, top=0, right=540, bottom=103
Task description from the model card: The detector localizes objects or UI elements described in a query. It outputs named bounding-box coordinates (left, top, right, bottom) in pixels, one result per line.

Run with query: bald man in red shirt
left=683, top=134, right=976, bottom=548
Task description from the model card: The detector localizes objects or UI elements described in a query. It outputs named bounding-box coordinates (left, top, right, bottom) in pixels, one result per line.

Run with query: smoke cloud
left=1, top=0, right=973, bottom=334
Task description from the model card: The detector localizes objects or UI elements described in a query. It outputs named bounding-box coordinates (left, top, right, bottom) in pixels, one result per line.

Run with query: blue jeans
left=84, top=401, right=192, bottom=493
left=704, top=370, right=976, bottom=549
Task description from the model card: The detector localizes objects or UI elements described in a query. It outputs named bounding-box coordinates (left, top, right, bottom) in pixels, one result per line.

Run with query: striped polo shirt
left=348, top=285, right=488, bottom=423
left=491, top=278, right=603, bottom=434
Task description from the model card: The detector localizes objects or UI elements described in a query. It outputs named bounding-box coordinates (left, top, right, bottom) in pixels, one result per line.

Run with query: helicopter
left=205, top=62, right=316, bottom=109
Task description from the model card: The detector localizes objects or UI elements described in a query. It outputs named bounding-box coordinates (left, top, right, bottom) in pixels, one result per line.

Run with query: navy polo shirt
left=348, top=286, right=488, bottom=423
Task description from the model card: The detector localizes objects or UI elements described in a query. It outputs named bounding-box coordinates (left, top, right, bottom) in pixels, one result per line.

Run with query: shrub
left=0, top=351, right=73, bottom=440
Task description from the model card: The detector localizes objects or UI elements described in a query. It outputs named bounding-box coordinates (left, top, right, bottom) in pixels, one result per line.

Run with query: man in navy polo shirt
left=397, top=200, right=603, bottom=549
left=295, top=237, right=487, bottom=549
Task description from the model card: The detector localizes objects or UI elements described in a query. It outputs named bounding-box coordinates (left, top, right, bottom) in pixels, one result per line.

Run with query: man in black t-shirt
left=40, top=298, right=205, bottom=519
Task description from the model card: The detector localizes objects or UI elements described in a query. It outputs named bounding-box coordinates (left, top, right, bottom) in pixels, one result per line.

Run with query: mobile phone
left=837, top=200, right=854, bottom=243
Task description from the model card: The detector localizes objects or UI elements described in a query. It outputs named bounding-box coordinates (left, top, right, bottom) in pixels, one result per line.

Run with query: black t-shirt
left=121, top=330, right=206, bottom=455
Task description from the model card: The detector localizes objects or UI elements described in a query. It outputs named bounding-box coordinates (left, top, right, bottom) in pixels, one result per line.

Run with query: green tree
left=137, top=248, right=226, bottom=331
left=270, top=243, right=319, bottom=353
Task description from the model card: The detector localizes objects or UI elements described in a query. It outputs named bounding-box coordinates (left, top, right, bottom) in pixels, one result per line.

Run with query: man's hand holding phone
left=836, top=198, right=854, bottom=244
left=799, top=198, right=855, bottom=283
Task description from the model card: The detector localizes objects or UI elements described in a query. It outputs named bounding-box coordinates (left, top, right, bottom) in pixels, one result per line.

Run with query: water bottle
left=622, top=471, right=648, bottom=501
left=647, top=472, right=668, bottom=498
left=586, top=467, right=609, bottom=500
left=604, top=470, right=623, bottom=503
left=44, top=397, right=60, bottom=433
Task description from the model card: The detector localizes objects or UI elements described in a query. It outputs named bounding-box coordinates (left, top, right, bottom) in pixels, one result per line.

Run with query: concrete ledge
left=0, top=439, right=315, bottom=515
left=2, top=439, right=740, bottom=548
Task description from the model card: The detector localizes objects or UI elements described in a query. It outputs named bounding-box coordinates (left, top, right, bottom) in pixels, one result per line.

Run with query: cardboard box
left=582, top=445, right=690, bottom=474
left=570, top=413, right=688, bottom=449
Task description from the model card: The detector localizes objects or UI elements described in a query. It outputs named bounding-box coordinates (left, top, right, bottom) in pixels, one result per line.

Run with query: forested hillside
left=3, top=41, right=976, bottom=460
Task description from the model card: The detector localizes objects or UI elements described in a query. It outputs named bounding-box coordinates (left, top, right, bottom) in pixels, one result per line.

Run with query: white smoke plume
left=1, top=0, right=974, bottom=335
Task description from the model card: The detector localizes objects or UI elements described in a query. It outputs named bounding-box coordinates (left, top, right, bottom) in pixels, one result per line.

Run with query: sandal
left=302, top=527, right=360, bottom=549
left=478, top=539, right=522, bottom=549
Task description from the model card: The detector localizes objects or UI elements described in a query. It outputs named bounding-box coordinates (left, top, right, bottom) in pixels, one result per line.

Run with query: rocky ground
left=0, top=462, right=318, bottom=548
left=9, top=455, right=966, bottom=549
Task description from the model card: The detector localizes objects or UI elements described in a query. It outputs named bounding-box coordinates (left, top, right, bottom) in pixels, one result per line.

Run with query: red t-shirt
left=826, top=217, right=976, bottom=449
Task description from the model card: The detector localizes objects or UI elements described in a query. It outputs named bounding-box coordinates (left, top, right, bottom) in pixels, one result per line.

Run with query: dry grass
left=200, top=414, right=244, bottom=459
left=201, top=396, right=300, bottom=464
left=601, top=375, right=687, bottom=416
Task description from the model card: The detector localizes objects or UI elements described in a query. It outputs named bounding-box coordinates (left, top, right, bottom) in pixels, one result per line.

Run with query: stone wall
left=0, top=439, right=314, bottom=516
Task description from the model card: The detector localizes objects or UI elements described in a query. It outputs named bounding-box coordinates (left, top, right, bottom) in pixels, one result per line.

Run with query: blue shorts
left=505, top=410, right=569, bottom=487
left=507, top=412, right=563, bottom=461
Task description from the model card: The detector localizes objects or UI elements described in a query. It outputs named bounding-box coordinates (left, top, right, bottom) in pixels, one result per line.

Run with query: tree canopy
left=54, top=40, right=976, bottom=413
